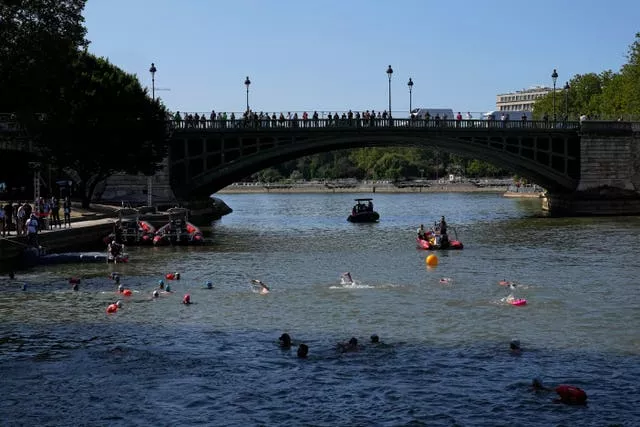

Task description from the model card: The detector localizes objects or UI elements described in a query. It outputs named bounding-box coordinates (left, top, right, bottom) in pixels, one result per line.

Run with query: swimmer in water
left=279, top=333, right=292, bottom=349
left=118, top=284, right=125, bottom=293
left=164, top=284, right=172, bottom=293
left=504, top=293, right=516, bottom=304
left=152, top=290, right=159, bottom=298
left=297, top=343, right=309, bottom=358
left=115, top=300, right=123, bottom=308
left=251, top=279, right=270, bottom=294
left=204, top=281, right=213, bottom=289
left=341, top=272, right=354, bottom=285
left=182, top=293, right=192, bottom=304
left=157, top=280, right=165, bottom=290
left=337, top=337, right=361, bottom=353
left=510, top=339, right=521, bottom=354
left=72, top=283, right=79, bottom=291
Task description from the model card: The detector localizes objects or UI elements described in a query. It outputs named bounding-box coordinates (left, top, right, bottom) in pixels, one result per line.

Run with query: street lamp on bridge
left=407, top=77, right=414, bottom=115
left=386, top=65, right=393, bottom=121
left=149, top=63, right=157, bottom=101
left=244, top=76, right=251, bottom=112
left=551, top=68, right=558, bottom=124
left=564, top=81, right=570, bottom=120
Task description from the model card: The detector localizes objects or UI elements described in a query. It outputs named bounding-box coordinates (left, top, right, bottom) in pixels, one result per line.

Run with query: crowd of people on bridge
left=169, top=109, right=580, bottom=130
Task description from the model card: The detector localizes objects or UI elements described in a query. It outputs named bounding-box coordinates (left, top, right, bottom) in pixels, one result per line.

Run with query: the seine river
left=1, top=193, right=639, bottom=426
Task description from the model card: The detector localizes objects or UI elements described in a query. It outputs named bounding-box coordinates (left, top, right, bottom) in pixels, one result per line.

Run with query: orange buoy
left=122, top=289, right=133, bottom=297
left=106, top=304, right=118, bottom=314
left=555, top=385, right=587, bottom=405
left=426, top=254, right=438, bottom=267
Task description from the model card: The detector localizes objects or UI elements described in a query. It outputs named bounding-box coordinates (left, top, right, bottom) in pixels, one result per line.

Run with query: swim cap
left=165, top=284, right=171, bottom=292
left=115, top=300, right=123, bottom=308
left=153, top=290, right=159, bottom=298
left=158, top=279, right=164, bottom=285
left=510, top=339, right=521, bottom=350
left=370, top=334, right=379, bottom=343
left=206, top=281, right=212, bottom=289
left=118, top=284, right=124, bottom=292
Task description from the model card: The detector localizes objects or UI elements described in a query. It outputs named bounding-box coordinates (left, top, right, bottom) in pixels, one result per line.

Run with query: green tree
left=533, top=73, right=605, bottom=120
left=39, top=53, right=168, bottom=207
left=0, top=0, right=88, bottom=115
left=533, top=33, right=640, bottom=120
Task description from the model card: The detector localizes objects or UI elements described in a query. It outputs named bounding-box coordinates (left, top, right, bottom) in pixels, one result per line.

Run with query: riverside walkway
left=0, top=209, right=118, bottom=268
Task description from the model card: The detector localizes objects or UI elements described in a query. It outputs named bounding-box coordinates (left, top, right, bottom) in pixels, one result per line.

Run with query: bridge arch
left=170, top=125, right=580, bottom=199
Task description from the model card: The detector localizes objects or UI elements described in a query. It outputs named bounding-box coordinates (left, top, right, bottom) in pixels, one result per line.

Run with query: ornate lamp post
left=386, top=65, right=393, bottom=123
left=244, top=76, right=251, bottom=111
left=407, top=77, right=414, bottom=115
left=551, top=68, right=558, bottom=124
left=564, top=81, right=570, bottom=119
left=149, top=63, right=157, bottom=101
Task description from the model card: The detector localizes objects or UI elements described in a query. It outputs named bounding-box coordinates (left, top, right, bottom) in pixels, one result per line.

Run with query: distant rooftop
left=497, top=86, right=553, bottom=96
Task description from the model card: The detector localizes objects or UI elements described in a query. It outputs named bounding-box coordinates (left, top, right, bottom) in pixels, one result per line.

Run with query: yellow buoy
left=426, top=254, right=438, bottom=267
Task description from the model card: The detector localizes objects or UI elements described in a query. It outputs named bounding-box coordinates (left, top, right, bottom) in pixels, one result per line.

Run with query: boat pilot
left=439, top=216, right=448, bottom=235
left=417, top=224, right=426, bottom=239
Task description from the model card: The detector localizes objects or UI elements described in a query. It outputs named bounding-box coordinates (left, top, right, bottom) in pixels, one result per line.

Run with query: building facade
left=496, top=86, right=552, bottom=112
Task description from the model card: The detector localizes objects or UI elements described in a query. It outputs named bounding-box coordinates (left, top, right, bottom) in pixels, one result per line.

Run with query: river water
left=1, top=193, right=639, bottom=426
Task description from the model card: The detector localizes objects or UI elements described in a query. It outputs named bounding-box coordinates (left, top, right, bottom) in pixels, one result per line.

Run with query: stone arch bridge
left=169, top=118, right=640, bottom=215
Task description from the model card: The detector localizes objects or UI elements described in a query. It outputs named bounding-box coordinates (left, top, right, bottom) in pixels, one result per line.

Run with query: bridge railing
left=168, top=118, right=582, bottom=131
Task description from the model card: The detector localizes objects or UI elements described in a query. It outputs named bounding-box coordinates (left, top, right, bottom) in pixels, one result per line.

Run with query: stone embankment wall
left=95, top=160, right=177, bottom=205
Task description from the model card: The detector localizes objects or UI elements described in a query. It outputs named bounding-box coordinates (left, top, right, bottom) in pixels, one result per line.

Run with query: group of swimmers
left=278, top=332, right=387, bottom=359
left=2, top=269, right=587, bottom=405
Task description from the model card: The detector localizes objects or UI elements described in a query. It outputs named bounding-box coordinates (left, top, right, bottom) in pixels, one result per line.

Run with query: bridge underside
left=169, top=127, right=580, bottom=200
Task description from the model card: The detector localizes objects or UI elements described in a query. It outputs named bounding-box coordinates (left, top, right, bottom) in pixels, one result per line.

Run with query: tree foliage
left=245, top=147, right=509, bottom=183
left=534, top=33, right=640, bottom=120
left=0, top=0, right=88, bottom=114
left=1, top=0, right=169, bottom=206
left=40, top=53, right=168, bottom=207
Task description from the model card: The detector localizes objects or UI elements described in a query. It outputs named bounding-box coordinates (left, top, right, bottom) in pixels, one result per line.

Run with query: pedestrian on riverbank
left=51, top=197, right=61, bottom=229
left=0, top=205, right=5, bottom=237
left=63, top=198, right=71, bottom=228
left=3, top=202, right=13, bottom=236
left=25, top=213, right=39, bottom=247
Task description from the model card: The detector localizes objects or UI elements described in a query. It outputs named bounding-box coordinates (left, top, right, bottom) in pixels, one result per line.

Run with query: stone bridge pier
left=543, top=122, right=640, bottom=215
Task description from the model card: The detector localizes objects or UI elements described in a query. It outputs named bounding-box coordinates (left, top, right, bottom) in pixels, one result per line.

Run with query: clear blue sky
left=83, top=0, right=639, bottom=116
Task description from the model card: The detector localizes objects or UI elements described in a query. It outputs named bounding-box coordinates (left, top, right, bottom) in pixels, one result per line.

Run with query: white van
left=410, top=108, right=454, bottom=120
left=484, top=110, right=532, bottom=121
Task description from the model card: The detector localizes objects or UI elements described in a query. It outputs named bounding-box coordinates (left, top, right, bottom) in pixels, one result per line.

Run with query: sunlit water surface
left=1, top=193, right=639, bottom=426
